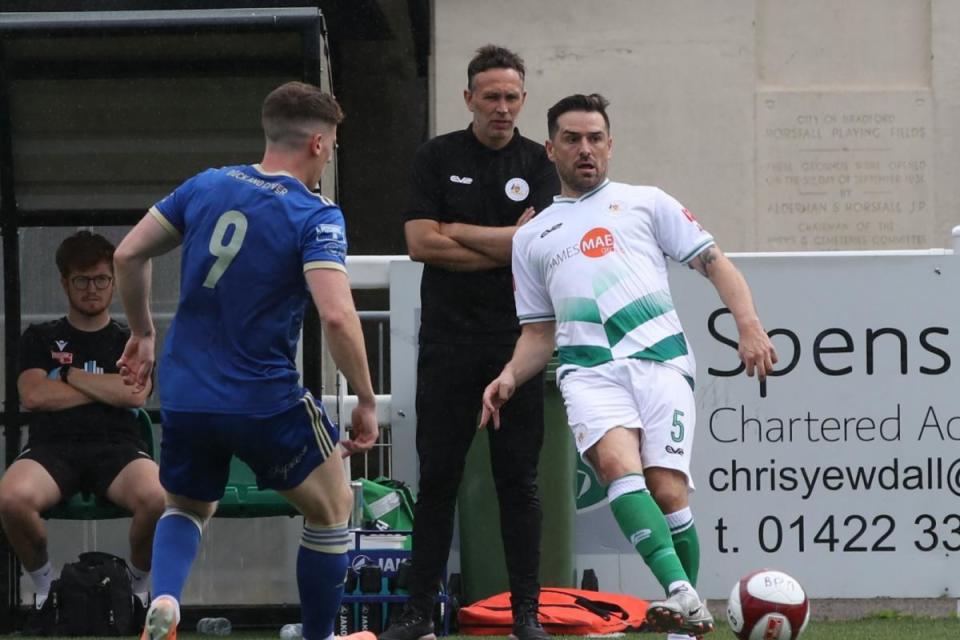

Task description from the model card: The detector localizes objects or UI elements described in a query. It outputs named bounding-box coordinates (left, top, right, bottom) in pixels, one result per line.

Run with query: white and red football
left=726, top=569, right=810, bottom=640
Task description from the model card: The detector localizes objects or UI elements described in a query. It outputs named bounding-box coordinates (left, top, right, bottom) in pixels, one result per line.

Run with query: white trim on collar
left=553, top=178, right=611, bottom=203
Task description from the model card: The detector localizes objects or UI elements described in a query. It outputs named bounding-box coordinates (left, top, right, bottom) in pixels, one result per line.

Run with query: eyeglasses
left=70, top=275, right=113, bottom=290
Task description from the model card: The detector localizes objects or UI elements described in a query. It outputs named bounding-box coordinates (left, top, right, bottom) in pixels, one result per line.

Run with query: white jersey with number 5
left=512, top=179, right=715, bottom=384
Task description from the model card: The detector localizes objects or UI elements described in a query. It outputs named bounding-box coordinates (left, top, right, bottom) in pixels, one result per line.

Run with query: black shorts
left=17, top=436, right=151, bottom=501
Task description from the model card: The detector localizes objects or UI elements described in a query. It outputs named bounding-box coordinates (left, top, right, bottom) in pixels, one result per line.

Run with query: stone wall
left=433, top=0, right=958, bottom=252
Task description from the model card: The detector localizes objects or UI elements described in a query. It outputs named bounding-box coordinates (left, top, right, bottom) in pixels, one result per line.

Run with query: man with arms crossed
left=380, top=45, right=558, bottom=640
left=0, top=230, right=163, bottom=618
left=482, top=94, right=778, bottom=639
left=114, top=82, right=378, bottom=640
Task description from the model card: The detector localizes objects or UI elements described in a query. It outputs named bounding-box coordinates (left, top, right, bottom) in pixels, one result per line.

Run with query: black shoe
left=380, top=604, right=436, bottom=640
left=131, top=592, right=148, bottom=633
left=510, top=604, right=551, bottom=640
left=23, top=597, right=54, bottom=635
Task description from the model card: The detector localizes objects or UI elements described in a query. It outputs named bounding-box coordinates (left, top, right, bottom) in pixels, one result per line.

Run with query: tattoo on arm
left=690, top=245, right=717, bottom=277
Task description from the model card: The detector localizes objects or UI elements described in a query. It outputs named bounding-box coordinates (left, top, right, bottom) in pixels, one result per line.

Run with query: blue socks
left=150, top=508, right=350, bottom=640
left=298, top=522, right=350, bottom=640
left=151, top=508, right=204, bottom=601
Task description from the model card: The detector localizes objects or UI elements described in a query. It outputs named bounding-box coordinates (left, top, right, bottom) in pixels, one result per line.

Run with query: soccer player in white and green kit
left=481, top=94, right=778, bottom=638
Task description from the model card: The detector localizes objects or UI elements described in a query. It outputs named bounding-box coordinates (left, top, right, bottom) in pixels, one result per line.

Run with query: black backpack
left=37, top=551, right=143, bottom=636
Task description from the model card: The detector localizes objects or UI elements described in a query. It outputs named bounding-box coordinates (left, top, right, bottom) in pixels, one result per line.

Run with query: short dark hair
left=55, top=230, right=115, bottom=278
left=547, top=93, right=611, bottom=138
left=467, top=45, right=525, bottom=89
left=261, top=81, right=344, bottom=146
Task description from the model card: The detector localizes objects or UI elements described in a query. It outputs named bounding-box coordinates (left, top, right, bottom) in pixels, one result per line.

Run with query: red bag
left=458, top=587, right=650, bottom=635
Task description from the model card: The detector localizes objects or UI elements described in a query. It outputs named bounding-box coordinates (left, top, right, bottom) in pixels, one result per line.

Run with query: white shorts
left=558, top=359, right=696, bottom=489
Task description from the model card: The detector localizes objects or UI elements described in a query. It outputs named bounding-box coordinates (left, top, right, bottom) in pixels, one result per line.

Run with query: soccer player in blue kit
left=113, top=82, right=378, bottom=640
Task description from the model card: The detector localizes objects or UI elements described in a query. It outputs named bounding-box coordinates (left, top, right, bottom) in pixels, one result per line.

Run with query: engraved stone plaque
left=756, top=91, right=932, bottom=251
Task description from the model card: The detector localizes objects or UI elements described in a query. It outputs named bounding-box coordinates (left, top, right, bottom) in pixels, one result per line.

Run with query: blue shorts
left=159, top=392, right=339, bottom=502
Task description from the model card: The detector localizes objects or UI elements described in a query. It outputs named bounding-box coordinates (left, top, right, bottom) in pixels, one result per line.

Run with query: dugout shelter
left=0, top=7, right=352, bottom=630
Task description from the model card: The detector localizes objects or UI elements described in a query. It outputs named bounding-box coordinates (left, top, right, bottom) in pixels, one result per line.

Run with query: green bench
left=215, top=456, right=298, bottom=518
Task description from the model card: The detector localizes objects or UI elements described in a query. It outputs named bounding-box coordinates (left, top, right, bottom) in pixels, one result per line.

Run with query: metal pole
left=0, top=8, right=322, bottom=32
left=300, top=9, right=328, bottom=398
left=0, top=40, right=21, bottom=631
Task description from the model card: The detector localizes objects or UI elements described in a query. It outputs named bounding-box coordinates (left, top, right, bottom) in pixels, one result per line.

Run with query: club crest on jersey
left=504, top=177, right=530, bottom=202
left=607, top=201, right=626, bottom=214
left=580, top=227, right=615, bottom=258
left=55, top=340, right=68, bottom=351
left=51, top=351, right=73, bottom=365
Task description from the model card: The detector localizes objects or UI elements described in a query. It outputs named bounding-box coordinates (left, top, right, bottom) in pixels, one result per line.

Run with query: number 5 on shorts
left=671, top=409, right=685, bottom=443
left=203, top=210, right=248, bottom=288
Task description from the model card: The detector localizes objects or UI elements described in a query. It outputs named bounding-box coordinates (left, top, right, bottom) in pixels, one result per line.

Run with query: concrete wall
left=433, top=0, right=958, bottom=252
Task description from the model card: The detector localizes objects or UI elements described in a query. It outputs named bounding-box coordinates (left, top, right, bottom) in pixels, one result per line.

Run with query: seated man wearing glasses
left=0, top=230, right=165, bottom=616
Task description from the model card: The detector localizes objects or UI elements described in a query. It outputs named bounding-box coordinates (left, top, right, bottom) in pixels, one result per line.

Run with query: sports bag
left=361, top=477, right=415, bottom=530
left=40, top=551, right=141, bottom=636
left=458, top=587, right=650, bottom=635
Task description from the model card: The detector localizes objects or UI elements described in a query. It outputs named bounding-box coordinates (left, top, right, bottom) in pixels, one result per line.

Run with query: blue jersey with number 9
left=150, top=164, right=347, bottom=413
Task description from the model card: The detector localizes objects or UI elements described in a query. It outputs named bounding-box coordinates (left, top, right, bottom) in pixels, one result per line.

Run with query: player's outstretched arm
left=306, top=268, right=379, bottom=455
left=690, top=245, right=778, bottom=380
left=480, top=320, right=555, bottom=430
left=114, top=213, right=181, bottom=391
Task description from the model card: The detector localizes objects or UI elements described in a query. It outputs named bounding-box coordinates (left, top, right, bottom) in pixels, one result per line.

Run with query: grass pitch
left=15, top=615, right=960, bottom=639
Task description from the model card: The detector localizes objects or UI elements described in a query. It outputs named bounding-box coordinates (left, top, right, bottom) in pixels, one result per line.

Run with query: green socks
left=665, top=507, right=700, bottom=586
left=608, top=475, right=689, bottom=592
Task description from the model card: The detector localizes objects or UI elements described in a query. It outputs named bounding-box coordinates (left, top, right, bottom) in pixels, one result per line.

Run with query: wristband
left=59, top=365, right=71, bottom=384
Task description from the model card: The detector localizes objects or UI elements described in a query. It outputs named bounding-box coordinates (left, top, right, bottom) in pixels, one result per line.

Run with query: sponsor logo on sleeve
left=322, top=242, right=347, bottom=259
left=315, top=224, right=346, bottom=258
left=682, top=207, right=705, bottom=231
left=316, top=223, right=344, bottom=242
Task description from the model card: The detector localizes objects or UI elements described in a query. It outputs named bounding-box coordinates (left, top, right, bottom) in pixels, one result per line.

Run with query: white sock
left=667, top=635, right=697, bottom=640
left=128, top=562, right=150, bottom=598
left=28, top=561, right=55, bottom=607
left=664, top=506, right=694, bottom=534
